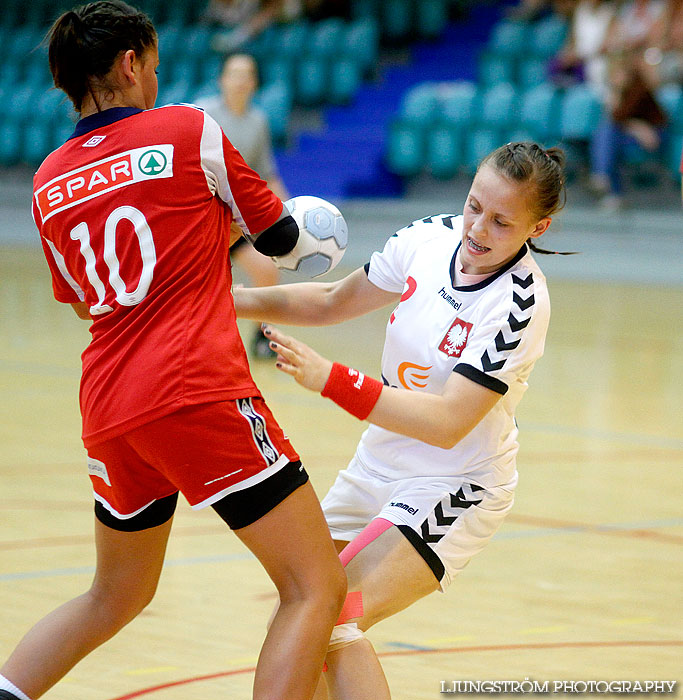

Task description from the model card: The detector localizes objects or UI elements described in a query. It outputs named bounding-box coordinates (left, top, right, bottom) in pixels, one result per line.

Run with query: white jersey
left=358, top=214, right=550, bottom=488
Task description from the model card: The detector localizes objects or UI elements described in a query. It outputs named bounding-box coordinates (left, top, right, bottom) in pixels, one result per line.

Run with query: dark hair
left=47, top=1, right=157, bottom=112
left=479, top=142, right=573, bottom=256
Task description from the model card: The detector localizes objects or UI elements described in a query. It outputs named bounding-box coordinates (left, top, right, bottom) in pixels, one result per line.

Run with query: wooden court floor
left=1, top=247, right=681, bottom=699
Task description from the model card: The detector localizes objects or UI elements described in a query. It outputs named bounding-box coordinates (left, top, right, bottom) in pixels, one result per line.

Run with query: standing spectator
left=198, top=53, right=288, bottom=358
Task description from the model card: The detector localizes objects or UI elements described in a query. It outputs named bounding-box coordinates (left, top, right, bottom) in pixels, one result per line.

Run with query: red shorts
left=87, top=398, right=300, bottom=521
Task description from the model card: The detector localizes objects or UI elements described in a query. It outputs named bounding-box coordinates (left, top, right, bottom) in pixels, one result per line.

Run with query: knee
left=87, top=578, right=158, bottom=630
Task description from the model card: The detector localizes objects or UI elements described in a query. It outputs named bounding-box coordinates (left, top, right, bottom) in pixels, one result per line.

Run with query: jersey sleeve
left=199, top=110, right=282, bottom=236
left=39, top=234, right=85, bottom=304
left=366, top=222, right=423, bottom=293
left=453, top=272, right=549, bottom=395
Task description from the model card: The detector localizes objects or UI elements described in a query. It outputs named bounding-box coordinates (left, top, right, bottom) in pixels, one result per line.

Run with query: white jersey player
left=234, top=141, right=568, bottom=700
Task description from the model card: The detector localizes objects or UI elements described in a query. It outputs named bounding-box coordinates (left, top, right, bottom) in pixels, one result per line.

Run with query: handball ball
left=273, top=195, right=348, bottom=277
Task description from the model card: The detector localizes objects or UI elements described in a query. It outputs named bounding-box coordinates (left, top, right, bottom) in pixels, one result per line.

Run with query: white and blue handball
left=273, top=195, right=348, bottom=277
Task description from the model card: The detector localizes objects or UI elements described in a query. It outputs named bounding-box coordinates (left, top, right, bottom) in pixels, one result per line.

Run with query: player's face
left=139, top=45, right=159, bottom=109
left=461, top=164, right=550, bottom=275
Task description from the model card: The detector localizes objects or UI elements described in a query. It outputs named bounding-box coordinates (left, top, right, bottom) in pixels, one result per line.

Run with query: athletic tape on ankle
left=336, top=590, right=364, bottom=625
left=320, top=362, right=383, bottom=420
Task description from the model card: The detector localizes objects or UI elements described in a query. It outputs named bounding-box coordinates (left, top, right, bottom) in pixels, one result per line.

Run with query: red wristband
left=321, top=362, right=383, bottom=420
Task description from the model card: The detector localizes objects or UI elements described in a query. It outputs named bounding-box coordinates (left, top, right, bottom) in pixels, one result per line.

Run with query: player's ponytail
left=47, top=1, right=157, bottom=112
left=481, top=142, right=575, bottom=256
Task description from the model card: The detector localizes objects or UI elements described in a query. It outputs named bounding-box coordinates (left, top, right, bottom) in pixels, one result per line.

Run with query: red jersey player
left=0, top=3, right=345, bottom=700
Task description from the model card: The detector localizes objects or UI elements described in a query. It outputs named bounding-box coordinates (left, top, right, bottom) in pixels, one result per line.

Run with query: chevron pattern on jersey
left=420, top=483, right=485, bottom=544
left=479, top=272, right=535, bottom=375
left=405, top=214, right=457, bottom=230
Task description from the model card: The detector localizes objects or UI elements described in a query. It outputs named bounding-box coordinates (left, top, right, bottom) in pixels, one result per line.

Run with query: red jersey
left=33, top=105, right=283, bottom=448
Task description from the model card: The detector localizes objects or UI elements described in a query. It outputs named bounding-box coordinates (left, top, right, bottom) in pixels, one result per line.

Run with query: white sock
left=0, top=675, right=32, bottom=700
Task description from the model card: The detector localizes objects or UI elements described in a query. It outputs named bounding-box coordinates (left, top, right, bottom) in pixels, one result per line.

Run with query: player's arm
left=71, top=302, right=91, bottom=320
left=233, top=267, right=400, bottom=326
left=264, top=325, right=501, bottom=449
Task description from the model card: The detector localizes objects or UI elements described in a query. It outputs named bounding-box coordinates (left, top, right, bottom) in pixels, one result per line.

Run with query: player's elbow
left=430, top=426, right=467, bottom=450
left=251, top=215, right=299, bottom=256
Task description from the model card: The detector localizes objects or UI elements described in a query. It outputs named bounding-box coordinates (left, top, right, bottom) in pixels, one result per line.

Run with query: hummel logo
left=389, top=501, right=419, bottom=515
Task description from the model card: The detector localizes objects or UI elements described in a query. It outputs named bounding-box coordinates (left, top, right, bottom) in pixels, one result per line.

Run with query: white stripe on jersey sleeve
left=44, top=238, right=85, bottom=302
left=199, top=110, right=249, bottom=234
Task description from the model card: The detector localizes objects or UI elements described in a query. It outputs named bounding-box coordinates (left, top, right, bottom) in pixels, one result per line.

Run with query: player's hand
left=262, top=325, right=332, bottom=393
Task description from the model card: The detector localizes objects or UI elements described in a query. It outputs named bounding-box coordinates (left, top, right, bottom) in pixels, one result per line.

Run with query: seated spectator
left=205, top=0, right=299, bottom=52
left=602, top=0, right=667, bottom=55
left=638, top=0, right=683, bottom=88
left=589, top=54, right=668, bottom=210
left=551, top=0, right=616, bottom=98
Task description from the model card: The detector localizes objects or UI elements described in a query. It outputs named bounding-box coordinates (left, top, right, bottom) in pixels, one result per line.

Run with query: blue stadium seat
left=157, top=81, right=192, bottom=106
left=463, top=129, right=501, bottom=174
left=519, top=82, right=560, bottom=140
left=559, top=84, right=602, bottom=140
left=351, top=0, right=380, bottom=20
left=381, top=0, right=413, bottom=41
left=657, top=84, right=683, bottom=132
left=261, top=57, right=296, bottom=87
left=487, top=20, right=529, bottom=58
left=665, top=132, right=683, bottom=179
left=295, top=57, right=328, bottom=106
left=23, top=120, right=52, bottom=167
left=478, top=52, right=515, bottom=87
left=328, top=58, right=362, bottom=105
left=156, top=24, right=181, bottom=61
left=276, top=22, right=311, bottom=58
left=309, top=18, right=345, bottom=57
left=479, top=82, right=519, bottom=130
left=426, top=126, right=461, bottom=179
left=517, top=57, right=548, bottom=89
left=400, top=83, right=439, bottom=127
left=0, top=120, right=22, bottom=166
left=184, top=25, right=211, bottom=57
left=7, top=86, right=36, bottom=122
left=343, top=18, right=379, bottom=74
left=530, top=15, right=568, bottom=59
left=440, top=81, right=478, bottom=128
left=254, top=81, right=292, bottom=145
left=52, top=121, right=75, bottom=151
left=417, top=0, right=449, bottom=39
left=386, top=120, right=424, bottom=176
left=165, top=56, right=200, bottom=87
left=199, top=54, right=223, bottom=87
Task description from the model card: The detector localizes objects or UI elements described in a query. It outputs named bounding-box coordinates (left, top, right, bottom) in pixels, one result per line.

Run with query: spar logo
left=439, top=318, right=473, bottom=358
left=138, top=149, right=167, bottom=175
left=35, top=144, right=174, bottom=222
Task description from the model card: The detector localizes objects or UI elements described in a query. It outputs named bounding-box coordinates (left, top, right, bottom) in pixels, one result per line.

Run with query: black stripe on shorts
left=95, top=491, right=179, bottom=532
left=212, top=460, right=309, bottom=530
left=396, top=524, right=446, bottom=584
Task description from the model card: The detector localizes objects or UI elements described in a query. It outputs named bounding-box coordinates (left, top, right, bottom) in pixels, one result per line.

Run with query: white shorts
left=321, top=454, right=516, bottom=591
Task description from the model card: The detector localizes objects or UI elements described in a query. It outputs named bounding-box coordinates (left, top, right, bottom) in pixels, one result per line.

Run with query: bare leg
left=1, top=517, right=173, bottom=699
left=321, top=527, right=440, bottom=700
left=235, top=482, right=346, bottom=700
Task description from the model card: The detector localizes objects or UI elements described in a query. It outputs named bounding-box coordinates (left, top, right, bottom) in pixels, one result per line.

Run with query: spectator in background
left=589, top=53, right=667, bottom=210
left=601, top=0, right=667, bottom=55
left=198, top=54, right=288, bottom=358
left=551, top=0, right=616, bottom=98
left=205, top=0, right=300, bottom=52
left=638, top=0, right=683, bottom=88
